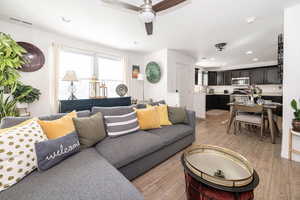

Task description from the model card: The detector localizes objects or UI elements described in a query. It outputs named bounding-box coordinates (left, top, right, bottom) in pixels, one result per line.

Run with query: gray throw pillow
left=35, top=131, right=80, bottom=171
left=168, top=106, right=188, bottom=124
left=72, top=112, right=106, bottom=149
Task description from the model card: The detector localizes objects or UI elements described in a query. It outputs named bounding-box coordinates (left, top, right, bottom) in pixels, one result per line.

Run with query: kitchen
left=194, top=65, right=283, bottom=118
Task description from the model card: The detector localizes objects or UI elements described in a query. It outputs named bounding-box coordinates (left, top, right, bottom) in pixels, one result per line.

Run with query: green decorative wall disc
left=145, top=61, right=161, bottom=84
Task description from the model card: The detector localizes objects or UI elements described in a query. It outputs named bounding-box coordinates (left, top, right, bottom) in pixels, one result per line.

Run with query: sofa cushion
left=0, top=110, right=91, bottom=129
left=147, top=124, right=193, bottom=145
left=73, top=113, right=107, bottom=149
left=35, top=131, right=80, bottom=171
left=0, top=148, right=143, bottom=200
left=38, top=111, right=77, bottom=139
left=95, top=131, right=164, bottom=168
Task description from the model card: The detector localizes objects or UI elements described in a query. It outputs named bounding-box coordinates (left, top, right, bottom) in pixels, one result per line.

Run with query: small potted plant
left=13, top=83, right=41, bottom=108
left=291, top=99, right=300, bottom=132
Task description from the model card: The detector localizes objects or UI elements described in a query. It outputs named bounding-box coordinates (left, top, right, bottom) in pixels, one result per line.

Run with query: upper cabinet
left=217, top=71, right=224, bottom=85
left=264, top=67, right=282, bottom=84
left=207, top=66, right=282, bottom=86
left=251, top=69, right=265, bottom=85
left=208, top=71, right=217, bottom=86
left=224, top=71, right=232, bottom=85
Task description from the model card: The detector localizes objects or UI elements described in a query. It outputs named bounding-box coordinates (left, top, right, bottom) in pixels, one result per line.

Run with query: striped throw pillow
left=104, top=111, right=140, bottom=137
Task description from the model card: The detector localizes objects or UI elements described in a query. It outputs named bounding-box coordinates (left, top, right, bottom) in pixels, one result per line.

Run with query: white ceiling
left=0, top=0, right=299, bottom=67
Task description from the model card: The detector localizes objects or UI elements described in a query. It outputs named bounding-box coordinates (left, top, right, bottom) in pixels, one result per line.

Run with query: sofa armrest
left=186, top=110, right=196, bottom=130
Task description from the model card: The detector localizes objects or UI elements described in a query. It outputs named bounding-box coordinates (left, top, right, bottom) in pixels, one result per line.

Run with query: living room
left=1, top=0, right=300, bottom=200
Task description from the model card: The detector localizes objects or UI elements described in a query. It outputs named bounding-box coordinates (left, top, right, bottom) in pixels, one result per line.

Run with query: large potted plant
left=13, top=83, right=41, bottom=108
left=291, top=99, right=300, bottom=132
left=0, top=32, right=27, bottom=120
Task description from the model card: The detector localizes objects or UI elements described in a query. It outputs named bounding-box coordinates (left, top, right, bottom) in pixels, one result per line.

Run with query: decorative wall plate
left=145, top=61, right=161, bottom=83
left=116, top=84, right=128, bottom=97
left=17, top=42, right=45, bottom=72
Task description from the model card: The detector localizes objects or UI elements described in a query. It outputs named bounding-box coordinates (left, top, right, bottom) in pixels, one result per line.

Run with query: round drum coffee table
left=181, top=145, right=259, bottom=200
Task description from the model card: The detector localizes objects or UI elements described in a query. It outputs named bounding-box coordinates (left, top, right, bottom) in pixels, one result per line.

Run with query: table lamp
left=62, top=70, right=78, bottom=100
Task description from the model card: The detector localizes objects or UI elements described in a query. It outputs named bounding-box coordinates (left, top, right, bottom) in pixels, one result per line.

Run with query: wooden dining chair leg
left=274, top=120, right=280, bottom=137
left=260, top=124, right=264, bottom=141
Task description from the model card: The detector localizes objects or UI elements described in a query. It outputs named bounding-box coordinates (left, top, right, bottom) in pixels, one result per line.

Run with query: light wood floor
left=132, top=111, right=300, bottom=200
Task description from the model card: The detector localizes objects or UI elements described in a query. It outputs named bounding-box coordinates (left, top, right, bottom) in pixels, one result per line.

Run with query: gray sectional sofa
left=0, top=108, right=196, bottom=200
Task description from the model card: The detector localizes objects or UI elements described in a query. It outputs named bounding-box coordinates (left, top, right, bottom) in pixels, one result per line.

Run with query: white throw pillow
left=0, top=119, right=47, bottom=191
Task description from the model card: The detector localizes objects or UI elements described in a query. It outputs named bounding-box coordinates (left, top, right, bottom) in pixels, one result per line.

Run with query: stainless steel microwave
left=231, top=77, right=250, bottom=86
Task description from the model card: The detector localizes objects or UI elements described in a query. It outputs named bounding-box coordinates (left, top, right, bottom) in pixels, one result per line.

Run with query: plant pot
left=16, top=103, right=28, bottom=109
left=292, top=119, right=300, bottom=132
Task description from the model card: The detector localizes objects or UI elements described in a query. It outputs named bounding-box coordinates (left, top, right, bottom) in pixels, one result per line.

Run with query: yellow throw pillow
left=0, top=118, right=38, bottom=134
left=135, top=107, right=161, bottom=130
left=38, top=111, right=77, bottom=139
left=147, top=104, right=172, bottom=126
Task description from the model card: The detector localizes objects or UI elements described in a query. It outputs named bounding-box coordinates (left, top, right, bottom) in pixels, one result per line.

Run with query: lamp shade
left=137, top=73, right=144, bottom=81
left=62, top=70, right=78, bottom=81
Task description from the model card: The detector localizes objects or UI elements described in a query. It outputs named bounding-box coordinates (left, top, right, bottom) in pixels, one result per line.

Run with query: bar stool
left=288, top=129, right=300, bottom=160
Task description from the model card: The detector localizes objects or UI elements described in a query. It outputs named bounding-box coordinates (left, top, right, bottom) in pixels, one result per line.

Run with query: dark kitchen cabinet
left=208, top=71, right=217, bottom=86
left=240, top=70, right=250, bottom=78
left=206, top=95, right=230, bottom=111
left=224, top=71, right=232, bottom=85
left=217, top=71, right=224, bottom=85
left=231, top=70, right=240, bottom=78
left=207, top=66, right=281, bottom=86
left=195, top=68, right=199, bottom=85
left=251, top=69, right=265, bottom=85
left=264, top=67, right=282, bottom=84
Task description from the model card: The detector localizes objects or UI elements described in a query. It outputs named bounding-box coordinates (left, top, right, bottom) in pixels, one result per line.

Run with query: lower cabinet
left=206, top=95, right=230, bottom=111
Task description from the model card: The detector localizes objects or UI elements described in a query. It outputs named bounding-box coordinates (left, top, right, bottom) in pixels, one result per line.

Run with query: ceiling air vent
left=9, top=17, right=33, bottom=26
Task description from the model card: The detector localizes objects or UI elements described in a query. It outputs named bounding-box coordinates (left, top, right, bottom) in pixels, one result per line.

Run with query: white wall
left=282, top=4, right=300, bottom=162
left=143, top=49, right=169, bottom=103
left=141, top=49, right=196, bottom=108
left=0, top=20, right=145, bottom=116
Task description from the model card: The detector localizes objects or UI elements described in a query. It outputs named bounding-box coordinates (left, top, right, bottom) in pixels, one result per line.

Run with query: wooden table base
left=184, top=171, right=254, bottom=200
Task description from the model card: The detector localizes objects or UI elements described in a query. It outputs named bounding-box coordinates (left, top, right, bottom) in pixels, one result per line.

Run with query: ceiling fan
left=100, top=0, right=187, bottom=35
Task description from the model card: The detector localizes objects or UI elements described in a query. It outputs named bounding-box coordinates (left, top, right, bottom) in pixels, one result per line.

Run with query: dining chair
left=233, top=104, right=265, bottom=140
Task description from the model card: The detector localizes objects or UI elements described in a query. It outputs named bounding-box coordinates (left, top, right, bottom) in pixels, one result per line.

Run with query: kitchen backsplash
left=205, top=84, right=282, bottom=95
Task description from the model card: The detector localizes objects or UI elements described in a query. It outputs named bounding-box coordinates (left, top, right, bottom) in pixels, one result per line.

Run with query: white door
left=176, top=64, right=194, bottom=110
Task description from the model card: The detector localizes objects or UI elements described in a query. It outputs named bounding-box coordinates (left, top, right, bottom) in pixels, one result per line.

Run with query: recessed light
left=246, top=51, right=253, bottom=55
left=61, top=17, right=71, bottom=23
left=253, top=58, right=259, bottom=62
left=246, top=16, right=256, bottom=24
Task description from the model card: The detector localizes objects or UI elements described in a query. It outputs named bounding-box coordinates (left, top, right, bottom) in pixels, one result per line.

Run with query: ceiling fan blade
left=153, top=0, right=186, bottom=12
left=100, top=0, right=140, bottom=11
left=145, top=22, right=153, bottom=35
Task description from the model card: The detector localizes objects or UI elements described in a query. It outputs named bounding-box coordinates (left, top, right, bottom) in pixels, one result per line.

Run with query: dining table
left=226, top=102, right=282, bottom=144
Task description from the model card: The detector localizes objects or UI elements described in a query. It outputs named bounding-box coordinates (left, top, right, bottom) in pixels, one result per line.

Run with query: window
left=58, top=49, right=124, bottom=100
left=98, top=57, right=123, bottom=98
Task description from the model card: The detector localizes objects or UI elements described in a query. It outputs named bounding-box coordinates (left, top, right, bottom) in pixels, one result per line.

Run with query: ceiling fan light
left=139, top=10, right=155, bottom=23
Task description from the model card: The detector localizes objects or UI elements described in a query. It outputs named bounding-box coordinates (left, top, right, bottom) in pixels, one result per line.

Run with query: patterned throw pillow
left=104, top=111, right=140, bottom=137
left=0, top=119, right=47, bottom=192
